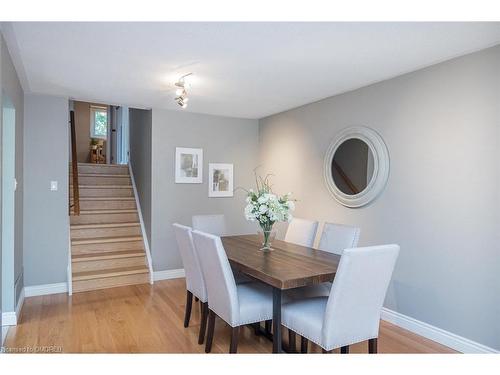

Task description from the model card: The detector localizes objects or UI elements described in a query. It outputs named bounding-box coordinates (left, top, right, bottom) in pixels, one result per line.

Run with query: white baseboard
left=1, top=312, right=17, bottom=326
left=129, top=164, right=154, bottom=285
left=24, top=282, right=68, bottom=297
left=153, top=268, right=185, bottom=281
left=2, top=326, right=9, bottom=346
left=381, top=307, right=498, bottom=354
left=1, top=288, right=25, bottom=327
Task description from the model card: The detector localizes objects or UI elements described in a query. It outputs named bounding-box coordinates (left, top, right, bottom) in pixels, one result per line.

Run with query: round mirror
left=331, top=138, right=374, bottom=195
left=324, top=127, right=389, bottom=208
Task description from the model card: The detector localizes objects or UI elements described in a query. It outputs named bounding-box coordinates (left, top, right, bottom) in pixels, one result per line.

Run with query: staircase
left=69, top=163, right=150, bottom=293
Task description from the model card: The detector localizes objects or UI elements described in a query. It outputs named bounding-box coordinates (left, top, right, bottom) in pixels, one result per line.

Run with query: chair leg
left=288, top=330, right=297, bottom=353
left=340, top=345, right=349, bottom=354
left=368, top=338, right=378, bottom=354
left=265, top=320, right=272, bottom=335
left=300, top=336, right=308, bottom=353
left=205, top=310, right=216, bottom=353
left=184, top=291, right=193, bottom=328
left=229, top=326, right=239, bottom=354
left=253, top=323, right=261, bottom=335
left=198, top=302, right=209, bottom=345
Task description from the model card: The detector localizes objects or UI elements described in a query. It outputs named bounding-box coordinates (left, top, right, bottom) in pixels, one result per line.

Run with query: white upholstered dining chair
left=192, top=214, right=226, bottom=236
left=318, top=222, right=361, bottom=255
left=288, top=222, right=361, bottom=299
left=284, top=217, right=319, bottom=247
left=192, top=213, right=252, bottom=284
left=172, top=223, right=209, bottom=345
left=282, top=244, right=400, bottom=353
left=192, top=230, right=274, bottom=353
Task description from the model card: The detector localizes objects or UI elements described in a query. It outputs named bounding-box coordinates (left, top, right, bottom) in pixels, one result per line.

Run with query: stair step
left=77, top=174, right=131, bottom=185
left=77, top=173, right=130, bottom=178
left=71, top=239, right=145, bottom=255
left=71, top=185, right=132, bottom=189
left=77, top=185, right=133, bottom=189
left=71, top=235, right=143, bottom=246
left=71, top=222, right=139, bottom=230
left=72, top=254, right=147, bottom=273
left=75, top=163, right=129, bottom=175
left=72, top=250, right=146, bottom=273
left=77, top=163, right=128, bottom=167
left=72, top=272, right=149, bottom=293
left=70, top=209, right=139, bottom=225
left=73, top=266, right=149, bottom=281
left=70, top=222, right=141, bottom=240
left=78, top=197, right=136, bottom=210
left=77, top=209, right=138, bottom=215
left=72, top=250, right=145, bottom=262
left=73, top=185, right=134, bottom=198
left=80, top=197, right=135, bottom=201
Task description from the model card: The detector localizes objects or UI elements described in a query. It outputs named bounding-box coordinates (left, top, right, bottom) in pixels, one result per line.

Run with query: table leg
left=272, top=288, right=282, bottom=353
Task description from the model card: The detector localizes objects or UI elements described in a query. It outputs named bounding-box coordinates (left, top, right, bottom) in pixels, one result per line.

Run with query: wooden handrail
left=70, top=110, right=80, bottom=215
left=332, top=160, right=360, bottom=195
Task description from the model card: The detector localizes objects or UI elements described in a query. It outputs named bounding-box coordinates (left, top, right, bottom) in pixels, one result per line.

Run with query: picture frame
left=208, top=163, right=234, bottom=197
left=175, top=147, right=203, bottom=183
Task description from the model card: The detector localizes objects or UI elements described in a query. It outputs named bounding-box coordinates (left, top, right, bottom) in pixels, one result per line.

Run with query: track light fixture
left=174, top=73, right=193, bottom=109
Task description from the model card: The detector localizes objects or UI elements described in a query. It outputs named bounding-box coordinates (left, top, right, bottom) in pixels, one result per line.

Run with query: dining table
left=221, top=234, right=341, bottom=353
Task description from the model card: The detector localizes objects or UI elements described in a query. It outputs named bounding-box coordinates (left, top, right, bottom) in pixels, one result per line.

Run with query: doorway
left=110, top=105, right=129, bottom=165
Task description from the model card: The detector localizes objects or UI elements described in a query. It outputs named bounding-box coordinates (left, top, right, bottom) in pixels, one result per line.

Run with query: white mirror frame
left=323, top=126, right=390, bottom=208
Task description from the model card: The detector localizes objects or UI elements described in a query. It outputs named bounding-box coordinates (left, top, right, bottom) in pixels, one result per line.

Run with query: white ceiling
left=6, top=22, right=500, bottom=119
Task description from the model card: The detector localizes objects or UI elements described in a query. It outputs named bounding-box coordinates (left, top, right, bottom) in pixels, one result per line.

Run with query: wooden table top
left=221, top=234, right=341, bottom=290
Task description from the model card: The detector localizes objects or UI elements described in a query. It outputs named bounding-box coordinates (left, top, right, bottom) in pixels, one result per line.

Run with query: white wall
left=259, top=45, right=500, bottom=350
left=151, top=109, right=260, bottom=271
left=2, top=104, right=15, bottom=314
left=1, top=32, right=24, bottom=313
left=23, top=94, right=69, bottom=286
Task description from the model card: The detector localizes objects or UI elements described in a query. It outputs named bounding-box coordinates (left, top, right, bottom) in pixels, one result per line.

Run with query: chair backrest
left=322, top=244, right=399, bottom=349
left=284, top=217, right=319, bottom=247
left=192, top=214, right=226, bottom=236
left=318, top=222, right=361, bottom=255
left=192, top=230, right=239, bottom=326
left=172, top=223, right=207, bottom=302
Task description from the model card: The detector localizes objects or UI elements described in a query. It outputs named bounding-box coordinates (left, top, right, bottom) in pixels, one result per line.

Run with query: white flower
left=244, top=204, right=256, bottom=221
left=257, top=195, right=268, bottom=204
left=244, top=186, right=295, bottom=226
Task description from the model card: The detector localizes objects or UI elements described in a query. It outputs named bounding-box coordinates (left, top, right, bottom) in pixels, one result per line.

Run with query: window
left=90, top=106, right=108, bottom=139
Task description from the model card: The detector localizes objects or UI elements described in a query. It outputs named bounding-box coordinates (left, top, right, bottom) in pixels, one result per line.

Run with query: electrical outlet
left=50, top=181, right=58, bottom=191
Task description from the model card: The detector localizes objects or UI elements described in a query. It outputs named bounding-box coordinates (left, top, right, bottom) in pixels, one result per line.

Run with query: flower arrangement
left=244, top=172, right=295, bottom=250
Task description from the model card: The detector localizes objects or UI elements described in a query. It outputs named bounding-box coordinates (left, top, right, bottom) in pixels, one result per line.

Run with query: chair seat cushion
left=282, top=297, right=328, bottom=347
left=285, top=282, right=332, bottom=300
left=237, top=282, right=274, bottom=326
left=233, top=270, right=254, bottom=284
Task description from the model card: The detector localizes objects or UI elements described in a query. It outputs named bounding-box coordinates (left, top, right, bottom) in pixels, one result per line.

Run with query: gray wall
left=1, top=33, right=24, bottom=312
left=259, top=45, right=500, bottom=350
left=23, top=94, right=69, bottom=286
left=129, top=108, right=152, bottom=244
left=0, top=29, right=3, bottom=327
left=151, top=109, right=259, bottom=271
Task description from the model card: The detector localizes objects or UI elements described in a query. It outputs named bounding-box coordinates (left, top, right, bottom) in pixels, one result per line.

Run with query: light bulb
left=181, top=102, right=188, bottom=108
left=175, top=88, right=184, bottom=96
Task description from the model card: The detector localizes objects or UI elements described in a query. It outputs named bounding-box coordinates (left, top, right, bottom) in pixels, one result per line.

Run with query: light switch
left=50, top=181, right=58, bottom=191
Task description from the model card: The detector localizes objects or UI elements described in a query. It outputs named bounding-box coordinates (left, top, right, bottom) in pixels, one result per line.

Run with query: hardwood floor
left=3, top=278, right=455, bottom=353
